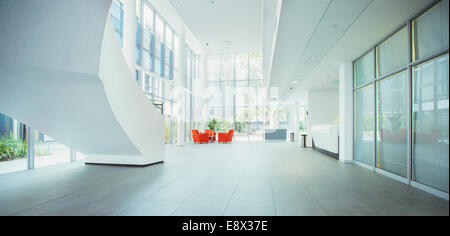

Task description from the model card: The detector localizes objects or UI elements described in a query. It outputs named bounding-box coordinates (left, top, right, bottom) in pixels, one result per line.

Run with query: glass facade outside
left=412, top=54, right=449, bottom=192
left=0, top=113, right=75, bottom=174
left=354, top=85, right=375, bottom=166
left=0, top=113, right=27, bottom=175
left=110, top=0, right=124, bottom=48
left=135, top=0, right=184, bottom=144
left=353, top=0, right=449, bottom=194
left=205, top=53, right=266, bottom=141
left=376, top=71, right=408, bottom=177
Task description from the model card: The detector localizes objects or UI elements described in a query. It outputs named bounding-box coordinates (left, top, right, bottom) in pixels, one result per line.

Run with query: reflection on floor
left=0, top=142, right=448, bottom=216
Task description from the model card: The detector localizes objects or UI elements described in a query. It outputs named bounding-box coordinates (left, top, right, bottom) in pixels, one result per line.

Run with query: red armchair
left=192, top=130, right=210, bottom=144
left=218, top=129, right=234, bottom=143
left=204, top=129, right=216, bottom=142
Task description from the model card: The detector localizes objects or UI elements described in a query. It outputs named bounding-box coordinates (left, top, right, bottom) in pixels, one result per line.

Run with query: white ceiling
left=269, top=0, right=435, bottom=101
left=169, top=0, right=263, bottom=54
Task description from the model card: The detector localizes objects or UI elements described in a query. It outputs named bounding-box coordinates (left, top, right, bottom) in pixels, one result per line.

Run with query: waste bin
left=290, top=132, right=295, bottom=142
left=300, top=134, right=307, bottom=147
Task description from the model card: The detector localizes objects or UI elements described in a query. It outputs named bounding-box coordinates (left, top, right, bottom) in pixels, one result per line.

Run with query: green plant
left=0, top=134, right=27, bottom=161
left=207, top=118, right=219, bottom=132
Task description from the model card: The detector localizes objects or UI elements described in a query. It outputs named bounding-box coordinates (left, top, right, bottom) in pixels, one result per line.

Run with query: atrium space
left=0, top=0, right=448, bottom=216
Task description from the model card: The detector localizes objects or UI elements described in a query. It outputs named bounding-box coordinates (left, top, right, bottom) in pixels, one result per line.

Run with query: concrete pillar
left=26, top=126, right=34, bottom=169
left=292, top=102, right=300, bottom=141
left=122, top=0, right=137, bottom=75
left=339, top=62, right=353, bottom=163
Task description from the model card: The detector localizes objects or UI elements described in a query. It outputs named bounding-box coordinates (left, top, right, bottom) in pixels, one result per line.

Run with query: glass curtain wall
left=353, top=0, right=449, bottom=194
left=184, top=47, right=202, bottom=142
left=135, top=0, right=182, bottom=144
left=205, top=52, right=264, bottom=141
left=110, top=0, right=124, bottom=48
left=0, top=113, right=27, bottom=174
left=0, top=113, right=77, bottom=175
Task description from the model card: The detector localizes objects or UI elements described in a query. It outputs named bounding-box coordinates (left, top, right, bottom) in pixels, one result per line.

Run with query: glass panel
left=413, top=54, right=449, bottom=192
left=143, top=3, right=153, bottom=30
left=166, top=26, right=173, bottom=49
left=376, top=71, right=408, bottom=177
left=143, top=50, right=150, bottom=71
left=136, top=45, right=141, bottom=65
left=413, top=0, right=449, bottom=60
left=34, top=131, right=70, bottom=168
left=221, top=54, right=234, bottom=81
left=378, top=27, right=408, bottom=76
left=236, top=53, right=249, bottom=80
left=143, top=27, right=150, bottom=50
left=136, top=22, right=141, bottom=45
left=354, top=85, right=375, bottom=165
left=145, top=74, right=150, bottom=93
left=249, top=53, right=263, bottom=80
left=110, top=0, right=122, bottom=21
left=0, top=113, right=27, bottom=175
left=208, top=55, right=221, bottom=81
left=155, top=15, right=164, bottom=40
left=354, top=50, right=375, bottom=87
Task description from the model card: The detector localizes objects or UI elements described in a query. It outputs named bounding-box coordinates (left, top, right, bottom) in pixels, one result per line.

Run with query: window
left=136, top=45, right=141, bottom=65
left=377, top=27, right=408, bottom=77
left=0, top=113, right=27, bottom=175
left=235, top=53, right=249, bottom=81
left=354, top=85, right=375, bottom=166
left=412, top=54, right=449, bottom=192
left=413, top=0, right=449, bottom=61
left=354, top=50, right=375, bottom=87
left=145, top=74, right=150, bottom=93
left=110, top=0, right=124, bottom=48
left=376, top=71, right=408, bottom=177
left=352, top=0, right=449, bottom=195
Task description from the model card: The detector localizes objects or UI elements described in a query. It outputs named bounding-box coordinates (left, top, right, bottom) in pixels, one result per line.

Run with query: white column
left=339, top=62, right=353, bottom=163
left=176, top=28, right=186, bottom=146
left=122, top=0, right=137, bottom=75
left=26, top=126, right=34, bottom=169
left=292, top=102, right=300, bottom=141
left=12, top=119, right=18, bottom=140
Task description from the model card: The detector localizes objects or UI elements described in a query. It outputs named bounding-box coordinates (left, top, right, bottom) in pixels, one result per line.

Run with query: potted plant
left=207, top=118, right=218, bottom=132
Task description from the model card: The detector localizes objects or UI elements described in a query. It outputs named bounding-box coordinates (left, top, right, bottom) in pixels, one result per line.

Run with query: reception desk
left=310, top=124, right=339, bottom=159
left=264, top=129, right=287, bottom=141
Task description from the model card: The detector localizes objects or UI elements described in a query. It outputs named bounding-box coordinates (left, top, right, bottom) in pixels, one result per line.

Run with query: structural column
left=338, top=62, right=353, bottom=163
left=26, top=126, right=34, bottom=169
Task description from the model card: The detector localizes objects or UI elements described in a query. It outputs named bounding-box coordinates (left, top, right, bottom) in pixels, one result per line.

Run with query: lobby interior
left=0, top=0, right=448, bottom=216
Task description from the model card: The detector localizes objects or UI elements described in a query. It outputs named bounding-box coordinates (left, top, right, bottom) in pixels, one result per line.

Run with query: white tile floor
left=0, top=142, right=448, bottom=216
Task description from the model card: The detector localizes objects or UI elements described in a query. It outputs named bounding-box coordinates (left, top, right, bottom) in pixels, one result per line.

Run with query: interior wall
left=306, top=89, right=339, bottom=146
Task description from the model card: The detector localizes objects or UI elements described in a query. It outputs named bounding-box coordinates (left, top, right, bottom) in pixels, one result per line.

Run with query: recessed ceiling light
left=292, top=81, right=299, bottom=84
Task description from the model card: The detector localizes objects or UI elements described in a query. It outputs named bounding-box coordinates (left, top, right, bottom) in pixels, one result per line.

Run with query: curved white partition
left=0, top=0, right=164, bottom=165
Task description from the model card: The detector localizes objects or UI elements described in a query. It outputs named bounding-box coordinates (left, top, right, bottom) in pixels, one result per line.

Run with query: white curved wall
left=0, top=0, right=164, bottom=165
